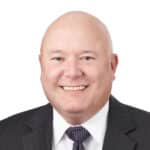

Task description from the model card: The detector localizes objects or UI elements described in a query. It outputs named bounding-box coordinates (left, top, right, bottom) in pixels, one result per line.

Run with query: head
left=39, top=11, right=118, bottom=124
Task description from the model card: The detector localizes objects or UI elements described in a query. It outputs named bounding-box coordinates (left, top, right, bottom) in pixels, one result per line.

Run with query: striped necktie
left=66, top=126, right=90, bottom=150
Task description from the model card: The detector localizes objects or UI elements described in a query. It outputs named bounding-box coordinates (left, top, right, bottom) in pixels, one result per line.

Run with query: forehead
left=42, top=27, right=108, bottom=55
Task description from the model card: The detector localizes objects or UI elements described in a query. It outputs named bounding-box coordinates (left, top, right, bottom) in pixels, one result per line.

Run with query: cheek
left=86, top=65, right=106, bottom=81
left=88, top=65, right=112, bottom=87
left=42, top=64, right=63, bottom=82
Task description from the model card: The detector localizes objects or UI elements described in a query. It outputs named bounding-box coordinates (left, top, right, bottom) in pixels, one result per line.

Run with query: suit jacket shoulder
left=112, top=97, right=150, bottom=125
left=103, top=96, right=150, bottom=150
left=125, top=102, right=150, bottom=127
left=0, top=103, right=52, bottom=136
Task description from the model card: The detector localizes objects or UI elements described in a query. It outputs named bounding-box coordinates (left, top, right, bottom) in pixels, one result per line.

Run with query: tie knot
left=66, top=126, right=90, bottom=143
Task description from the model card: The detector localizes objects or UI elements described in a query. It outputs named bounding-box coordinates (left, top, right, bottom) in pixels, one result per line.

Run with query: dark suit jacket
left=1, top=95, right=150, bottom=150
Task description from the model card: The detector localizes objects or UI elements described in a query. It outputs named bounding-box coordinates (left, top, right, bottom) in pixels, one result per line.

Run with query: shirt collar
left=53, top=100, right=109, bottom=146
left=82, top=101, right=109, bottom=143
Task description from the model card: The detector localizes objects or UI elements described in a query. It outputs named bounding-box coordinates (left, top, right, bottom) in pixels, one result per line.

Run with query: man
left=0, top=11, right=150, bottom=150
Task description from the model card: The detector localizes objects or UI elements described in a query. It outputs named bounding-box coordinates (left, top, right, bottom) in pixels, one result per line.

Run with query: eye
left=80, top=56, right=95, bottom=61
left=51, top=57, right=64, bottom=61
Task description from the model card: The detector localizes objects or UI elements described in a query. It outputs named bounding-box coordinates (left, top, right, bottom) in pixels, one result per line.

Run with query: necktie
left=66, top=126, right=90, bottom=150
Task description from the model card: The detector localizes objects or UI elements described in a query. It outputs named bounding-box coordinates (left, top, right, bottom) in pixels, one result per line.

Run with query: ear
left=110, top=53, right=118, bottom=80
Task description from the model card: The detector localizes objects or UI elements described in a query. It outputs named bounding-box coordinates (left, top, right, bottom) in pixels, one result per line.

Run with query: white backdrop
left=0, top=0, right=150, bottom=120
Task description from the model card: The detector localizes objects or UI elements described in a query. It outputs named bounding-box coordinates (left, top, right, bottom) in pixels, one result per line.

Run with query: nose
left=63, top=58, right=83, bottom=79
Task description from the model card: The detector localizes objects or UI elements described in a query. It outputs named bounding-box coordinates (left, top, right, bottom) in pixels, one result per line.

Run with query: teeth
left=62, top=86, right=86, bottom=91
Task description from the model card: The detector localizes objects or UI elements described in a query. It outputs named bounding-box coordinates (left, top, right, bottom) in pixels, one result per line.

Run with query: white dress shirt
left=52, top=100, right=109, bottom=150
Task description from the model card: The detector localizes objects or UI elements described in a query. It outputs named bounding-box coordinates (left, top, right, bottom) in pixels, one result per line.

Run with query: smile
left=61, top=85, right=88, bottom=91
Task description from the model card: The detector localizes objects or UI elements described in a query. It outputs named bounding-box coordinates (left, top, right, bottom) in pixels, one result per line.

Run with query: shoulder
left=111, top=95, right=150, bottom=128
left=125, top=102, right=150, bottom=127
left=0, top=104, right=51, bottom=136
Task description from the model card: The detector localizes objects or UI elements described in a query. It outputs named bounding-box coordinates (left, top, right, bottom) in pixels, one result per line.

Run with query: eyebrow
left=80, top=50, right=97, bottom=55
left=47, top=49, right=64, bottom=55
left=49, top=49, right=62, bottom=53
left=48, top=49, right=97, bottom=55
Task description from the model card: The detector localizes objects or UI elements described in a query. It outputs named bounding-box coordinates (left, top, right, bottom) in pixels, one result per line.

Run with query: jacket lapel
left=103, top=96, right=137, bottom=150
left=22, top=104, right=53, bottom=150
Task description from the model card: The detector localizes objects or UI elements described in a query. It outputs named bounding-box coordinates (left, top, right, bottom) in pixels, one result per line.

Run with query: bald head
left=39, top=11, right=118, bottom=124
left=40, top=11, right=113, bottom=55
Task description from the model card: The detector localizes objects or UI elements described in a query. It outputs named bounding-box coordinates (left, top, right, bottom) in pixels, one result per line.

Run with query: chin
left=63, top=105, right=86, bottom=114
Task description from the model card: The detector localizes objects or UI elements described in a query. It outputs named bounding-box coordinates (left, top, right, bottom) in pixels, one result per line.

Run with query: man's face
left=40, top=21, right=118, bottom=124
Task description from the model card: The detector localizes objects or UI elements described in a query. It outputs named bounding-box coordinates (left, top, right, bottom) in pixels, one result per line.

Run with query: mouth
left=60, top=85, right=88, bottom=91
